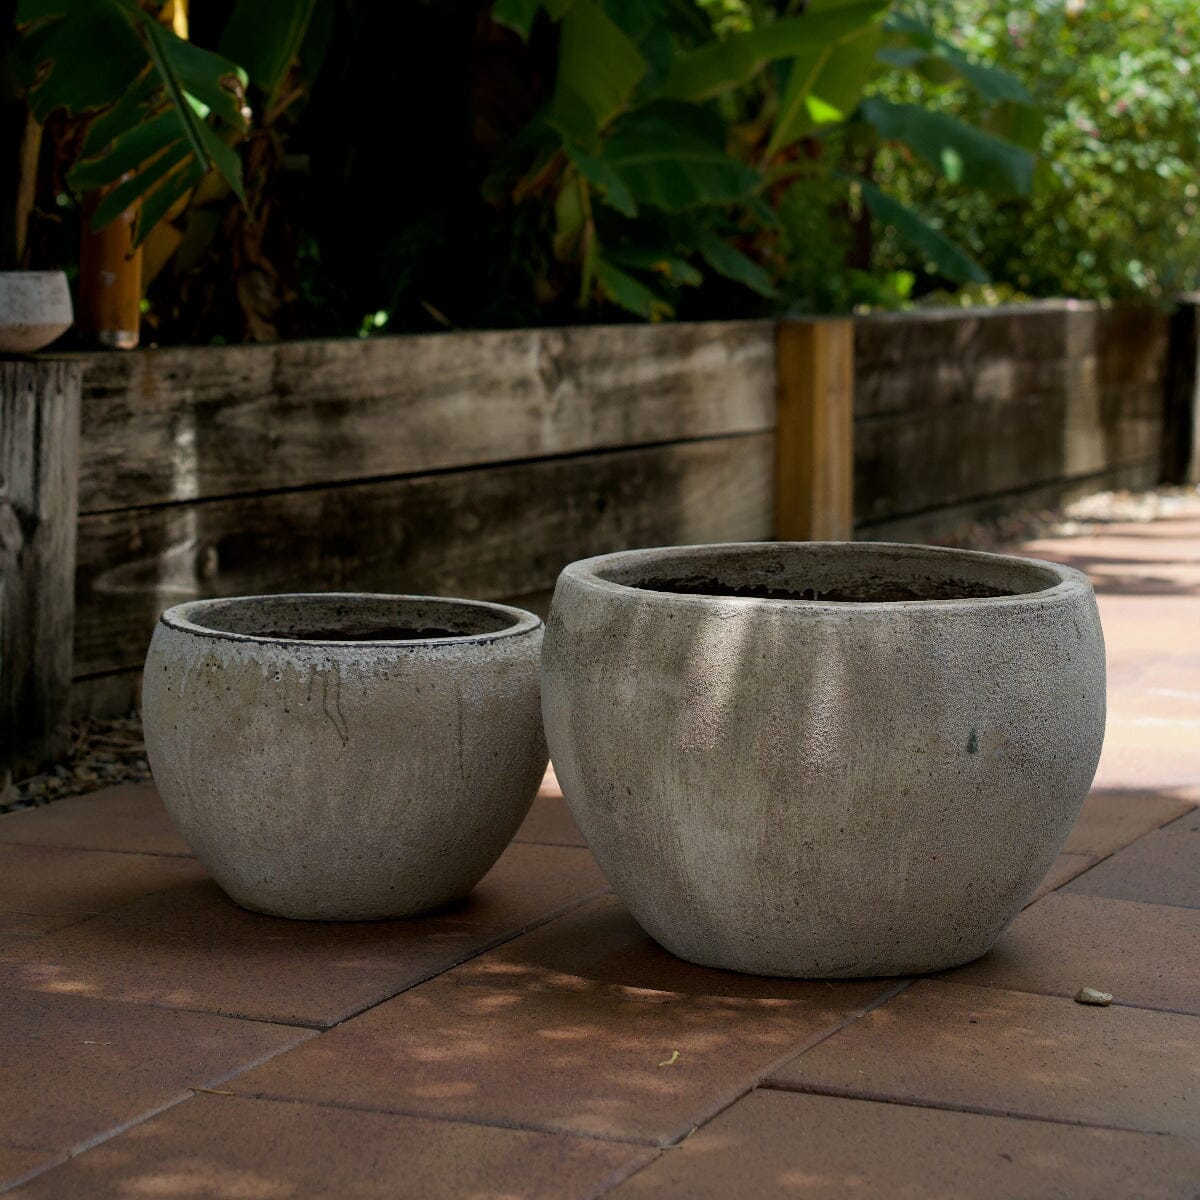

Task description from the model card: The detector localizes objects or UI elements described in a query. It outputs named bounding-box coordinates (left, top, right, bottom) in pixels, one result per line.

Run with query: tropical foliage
left=485, top=0, right=1039, bottom=318
left=17, top=0, right=251, bottom=240
left=4, top=0, right=1066, bottom=337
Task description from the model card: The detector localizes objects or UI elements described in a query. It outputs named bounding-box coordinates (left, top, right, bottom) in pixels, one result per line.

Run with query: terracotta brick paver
left=2, top=509, right=1198, bottom=1196
left=0, top=986, right=312, bottom=1154
left=1065, top=810, right=1200, bottom=908
left=227, top=895, right=895, bottom=1146
left=1061, top=786, right=1197, bottom=858
left=946, top=892, right=1200, bottom=1014
left=0, top=843, right=607, bottom=1028
left=0, top=1149, right=62, bottom=1195
left=0, top=785, right=190, bottom=858
left=0, top=843, right=202, bottom=941
left=1025, top=851, right=1092, bottom=903
left=767, top=979, right=1200, bottom=1136
left=9, top=1094, right=655, bottom=1200
left=607, top=1089, right=1200, bottom=1200
left=513, top=766, right=586, bottom=847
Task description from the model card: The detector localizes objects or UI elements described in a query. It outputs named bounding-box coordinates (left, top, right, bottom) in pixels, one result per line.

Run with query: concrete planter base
left=542, top=542, right=1106, bottom=977
left=143, top=593, right=547, bottom=920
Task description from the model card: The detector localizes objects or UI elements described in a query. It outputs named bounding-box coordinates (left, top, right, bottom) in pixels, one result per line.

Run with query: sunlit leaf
left=90, top=139, right=191, bottom=228
left=21, top=3, right=147, bottom=121
left=69, top=110, right=182, bottom=190
left=767, top=22, right=881, bottom=154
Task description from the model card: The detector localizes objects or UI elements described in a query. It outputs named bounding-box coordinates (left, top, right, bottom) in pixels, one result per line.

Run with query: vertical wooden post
left=1164, top=294, right=1200, bottom=486
left=775, top=317, right=855, bottom=541
left=0, top=358, right=81, bottom=779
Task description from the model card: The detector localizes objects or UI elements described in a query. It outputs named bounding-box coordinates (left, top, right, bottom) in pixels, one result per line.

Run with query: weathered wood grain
left=855, top=379, right=1162, bottom=525
left=857, top=460, right=1161, bottom=543
left=1, top=360, right=81, bottom=776
left=1097, top=306, right=1170, bottom=387
left=73, top=433, right=774, bottom=677
left=853, top=304, right=1076, bottom=383
left=73, top=321, right=776, bottom=514
left=853, top=303, right=1169, bottom=525
left=853, top=304, right=1170, bottom=421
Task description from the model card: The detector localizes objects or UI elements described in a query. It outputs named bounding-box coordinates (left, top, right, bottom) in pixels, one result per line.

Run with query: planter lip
left=0, top=269, right=70, bottom=282
left=558, top=540, right=1092, bottom=613
left=159, top=591, right=542, bottom=649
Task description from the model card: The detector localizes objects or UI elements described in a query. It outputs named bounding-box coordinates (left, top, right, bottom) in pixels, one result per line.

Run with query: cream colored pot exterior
left=144, top=594, right=547, bottom=920
left=542, top=543, right=1106, bottom=978
left=0, top=271, right=72, bottom=353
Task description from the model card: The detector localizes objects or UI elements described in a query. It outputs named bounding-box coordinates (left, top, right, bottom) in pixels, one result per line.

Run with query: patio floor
left=2, top=514, right=1198, bottom=1197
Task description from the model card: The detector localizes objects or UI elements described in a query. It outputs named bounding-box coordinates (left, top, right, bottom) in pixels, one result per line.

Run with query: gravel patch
left=920, top=485, right=1200, bottom=553
left=0, top=717, right=151, bottom=814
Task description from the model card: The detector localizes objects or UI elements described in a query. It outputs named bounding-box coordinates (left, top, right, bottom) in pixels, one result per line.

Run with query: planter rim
left=0, top=269, right=69, bottom=281
left=559, top=541, right=1090, bottom=612
left=160, top=592, right=542, bottom=648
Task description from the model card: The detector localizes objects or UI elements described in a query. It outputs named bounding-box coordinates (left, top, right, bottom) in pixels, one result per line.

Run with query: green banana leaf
left=881, top=14, right=1033, bottom=106
left=600, top=102, right=760, bottom=211
left=19, top=0, right=248, bottom=241
left=492, top=0, right=579, bottom=40
left=595, top=255, right=674, bottom=319
left=859, top=97, right=1034, bottom=194
left=855, top=177, right=987, bottom=284
left=221, top=0, right=318, bottom=98
left=767, top=21, right=882, bottom=154
left=657, top=0, right=888, bottom=102
left=689, top=224, right=775, bottom=297
left=547, top=0, right=647, bottom=143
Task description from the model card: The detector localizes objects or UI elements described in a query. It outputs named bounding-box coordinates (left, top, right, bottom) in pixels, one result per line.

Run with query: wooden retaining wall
left=853, top=302, right=1169, bottom=538
left=70, top=322, right=777, bottom=714
left=2, top=300, right=1184, bottom=736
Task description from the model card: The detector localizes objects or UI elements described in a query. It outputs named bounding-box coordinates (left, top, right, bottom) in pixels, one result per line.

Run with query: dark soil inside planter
left=639, top=576, right=1017, bottom=602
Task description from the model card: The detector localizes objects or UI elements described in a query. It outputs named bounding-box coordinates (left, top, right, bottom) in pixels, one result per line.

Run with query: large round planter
left=542, top=542, right=1106, bottom=977
left=143, top=593, right=547, bottom=920
left=0, top=271, right=72, bottom=354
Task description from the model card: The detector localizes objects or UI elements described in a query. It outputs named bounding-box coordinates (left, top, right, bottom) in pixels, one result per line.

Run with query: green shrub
left=873, top=0, right=1200, bottom=301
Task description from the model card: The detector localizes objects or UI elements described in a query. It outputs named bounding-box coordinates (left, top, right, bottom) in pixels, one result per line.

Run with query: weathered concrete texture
left=543, top=542, right=1106, bottom=977
left=0, top=271, right=72, bottom=353
left=142, top=594, right=547, bottom=920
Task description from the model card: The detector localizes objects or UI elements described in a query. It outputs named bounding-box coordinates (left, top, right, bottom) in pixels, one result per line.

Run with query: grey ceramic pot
left=0, top=271, right=72, bottom=353
left=542, top=542, right=1106, bottom=977
left=143, top=593, right=547, bottom=920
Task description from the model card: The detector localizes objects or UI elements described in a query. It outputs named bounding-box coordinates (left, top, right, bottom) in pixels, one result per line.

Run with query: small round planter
left=542, top=542, right=1106, bottom=977
left=0, top=271, right=72, bottom=354
left=143, top=593, right=547, bottom=920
